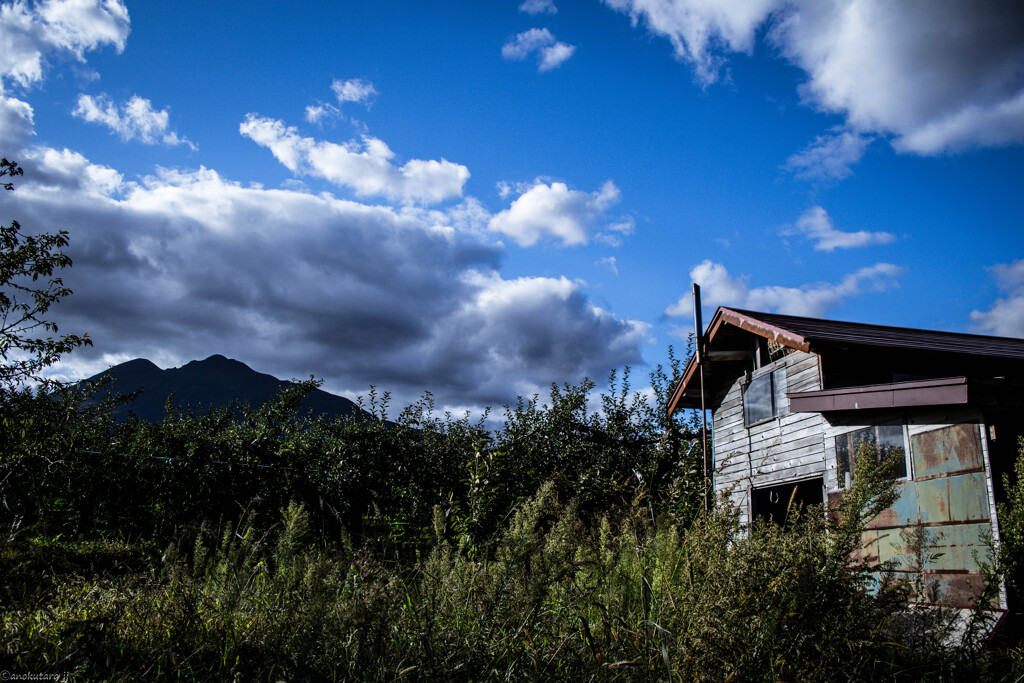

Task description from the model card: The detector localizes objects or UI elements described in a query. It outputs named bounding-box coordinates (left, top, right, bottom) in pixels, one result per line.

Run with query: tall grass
left=4, top=453, right=1020, bottom=681
left=3, top=377, right=1022, bottom=680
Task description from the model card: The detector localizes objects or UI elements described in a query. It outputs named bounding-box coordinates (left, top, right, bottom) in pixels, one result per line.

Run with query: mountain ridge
left=86, top=354, right=362, bottom=423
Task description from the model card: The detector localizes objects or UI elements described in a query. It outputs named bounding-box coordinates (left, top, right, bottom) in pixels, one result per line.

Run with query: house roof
left=721, top=308, right=1024, bottom=358
left=666, top=307, right=1024, bottom=416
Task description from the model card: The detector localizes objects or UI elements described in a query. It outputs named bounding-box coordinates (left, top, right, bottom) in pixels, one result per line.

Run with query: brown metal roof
left=666, top=307, right=1024, bottom=417
left=727, top=308, right=1024, bottom=358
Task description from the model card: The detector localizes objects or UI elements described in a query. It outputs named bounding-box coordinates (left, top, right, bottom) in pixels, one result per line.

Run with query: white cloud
left=665, top=259, right=904, bottom=319
left=305, top=79, right=376, bottom=124
left=0, top=0, right=129, bottom=88
left=488, top=179, right=622, bottom=247
left=787, top=205, right=894, bottom=252
left=602, top=0, right=777, bottom=84
left=331, top=77, right=377, bottom=105
left=538, top=41, right=576, bottom=71
left=239, top=114, right=469, bottom=205
left=519, top=0, right=557, bottom=15
left=502, top=28, right=576, bottom=71
left=783, top=130, right=872, bottom=182
left=73, top=94, right=192, bottom=147
left=6, top=149, right=647, bottom=411
left=597, top=256, right=618, bottom=274
left=0, top=94, right=34, bottom=150
left=304, top=103, right=338, bottom=124
left=23, top=146, right=123, bottom=194
left=604, top=0, right=1024, bottom=154
left=970, top=259, right=1024, bottom=338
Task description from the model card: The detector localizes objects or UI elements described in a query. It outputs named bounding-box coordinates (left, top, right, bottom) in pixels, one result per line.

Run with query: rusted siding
left=826, top=414, right=998, bottom=608
left=912, top=422, right=984, bottom=478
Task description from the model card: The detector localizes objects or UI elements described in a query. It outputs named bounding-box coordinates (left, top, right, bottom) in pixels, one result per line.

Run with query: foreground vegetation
left=1, top=369, right=1023, bottom=681
left=1, top=157, right=1022, bottom=679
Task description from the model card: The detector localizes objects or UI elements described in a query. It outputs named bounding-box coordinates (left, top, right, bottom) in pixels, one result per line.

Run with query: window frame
left=834, top=419, right=911, bottom=488
left=742, top=365, right=788, bottom=427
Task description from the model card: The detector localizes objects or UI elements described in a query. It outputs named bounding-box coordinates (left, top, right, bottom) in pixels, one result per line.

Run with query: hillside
left=85, top=354, right=361, bottom=422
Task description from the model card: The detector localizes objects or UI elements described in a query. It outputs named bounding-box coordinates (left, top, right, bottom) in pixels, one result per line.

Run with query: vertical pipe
left=700, top=365, right=708, bottom=512
left=693, top=283, right=709, bottom=512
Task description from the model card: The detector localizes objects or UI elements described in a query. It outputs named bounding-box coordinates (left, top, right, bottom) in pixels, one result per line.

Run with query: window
left=835, top=420, right=908, bottom=486
left=743, top=368, right=787, bottom=426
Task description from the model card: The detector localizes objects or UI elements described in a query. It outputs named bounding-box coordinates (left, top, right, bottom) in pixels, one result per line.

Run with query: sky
left=1, top=0, right=1022, bottom=416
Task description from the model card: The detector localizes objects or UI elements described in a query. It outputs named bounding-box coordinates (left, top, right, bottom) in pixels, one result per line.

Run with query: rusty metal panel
left=915, top=477, right=952, bottom=524
left=927, top=572, right=987, bottom=607
left=874, top=529, right=903, bottom=567
left=871, top=523, right=992, bottom=573
left=925, top=523, right=992, bottom=572
left=911, top=472, right=989, bottom=525
left=857, top=529, right=879, bottom=565
left=947, top=472, right=990, bottom=521
left=911, top=423, right=983, bottom=479
left=890, top=481, right=920, bottom=526
left=865, top=481, right=918, bottom=529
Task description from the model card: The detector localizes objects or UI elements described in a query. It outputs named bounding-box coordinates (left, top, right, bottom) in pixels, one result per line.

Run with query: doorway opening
left=751, top=477, right=824, bottom=525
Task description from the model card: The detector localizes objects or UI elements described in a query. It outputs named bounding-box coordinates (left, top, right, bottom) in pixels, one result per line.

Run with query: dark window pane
left=772, top=369, right=788, bottom=417
left=835, top=421, right=907, bottom=486
left=744, top=373, right=774, bottom=425
left=876, top=422, right=907, bottom=478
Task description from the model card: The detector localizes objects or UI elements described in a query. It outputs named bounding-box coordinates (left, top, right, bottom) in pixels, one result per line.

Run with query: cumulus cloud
left=602, top=0, right=776, bottom=84
left=502, top=28, right=576, bottom=71
left=665, top=259, right=904, bottom=319
left=331, top=77, right=377, bottom=104
left=783, top=131, right=872, bottom=182
left=604, top=0, right=1024, bottom=154
left=488, top=179, right=623, bottom=247
left=73, top=94, right=192, bottom=147
left=786, top=205, right=894, bottom=251
left=21, top=145, right=123, bottom=194
left=0, top=0, right=129, bottom=88
left=240, top=114, right=469, bottom=205
left=0, top=94, right=34, bottom=150
left=970, top=259, right=1024, bottom=338
left=443, top=272, right=649, bottom=399
left=519, top=0, right=557, bottom=15
left=4, top=148, right=647, bottom=411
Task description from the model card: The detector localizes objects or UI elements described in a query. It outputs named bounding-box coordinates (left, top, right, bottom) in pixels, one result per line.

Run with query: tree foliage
left=0, top=158, right=91, bottom=386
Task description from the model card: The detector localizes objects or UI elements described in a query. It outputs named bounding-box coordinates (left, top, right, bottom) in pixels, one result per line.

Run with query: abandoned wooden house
left=666, top=305, right=1024, bottom=611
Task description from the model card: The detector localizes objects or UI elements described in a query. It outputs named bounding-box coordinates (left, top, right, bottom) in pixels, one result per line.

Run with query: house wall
left=711, top=350, right=826, bottom=524
left=822, top=409, right=1001, bottom=609
left=707, top=345, right=1002, bottom=609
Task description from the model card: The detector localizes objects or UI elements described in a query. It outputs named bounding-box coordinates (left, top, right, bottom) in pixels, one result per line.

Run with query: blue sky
left=1, top=0, right=1022, bottom=413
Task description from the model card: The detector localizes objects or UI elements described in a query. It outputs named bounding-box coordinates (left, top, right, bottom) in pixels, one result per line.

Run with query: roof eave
left=665, top=307, right=811, bottom=417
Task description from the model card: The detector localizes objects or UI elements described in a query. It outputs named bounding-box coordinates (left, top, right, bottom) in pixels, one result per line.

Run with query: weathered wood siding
left=711, top=350, right=826, bottom=523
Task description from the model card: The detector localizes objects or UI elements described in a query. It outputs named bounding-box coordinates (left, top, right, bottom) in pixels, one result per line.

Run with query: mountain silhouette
left=85, top=354, right=362, bottom=422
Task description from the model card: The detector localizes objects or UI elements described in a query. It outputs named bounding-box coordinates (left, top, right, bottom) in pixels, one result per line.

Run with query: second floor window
left=743, top=368, right=787, bottom=426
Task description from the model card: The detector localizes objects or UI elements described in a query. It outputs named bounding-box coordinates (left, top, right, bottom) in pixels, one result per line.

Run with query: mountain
left=84, top=354, right=362, bottom=423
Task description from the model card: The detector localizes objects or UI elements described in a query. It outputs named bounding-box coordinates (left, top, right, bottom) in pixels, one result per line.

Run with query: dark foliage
left=0, top=158, right=91, bottom=386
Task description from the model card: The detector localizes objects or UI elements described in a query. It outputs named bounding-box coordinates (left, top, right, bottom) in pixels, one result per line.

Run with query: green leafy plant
left=0, top=158, right=91, bottom=387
